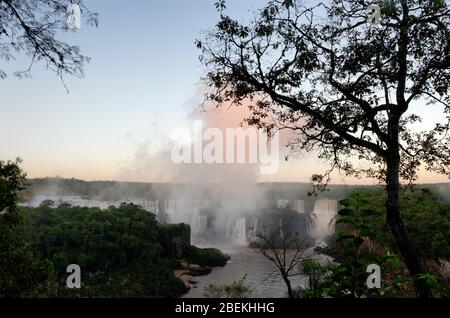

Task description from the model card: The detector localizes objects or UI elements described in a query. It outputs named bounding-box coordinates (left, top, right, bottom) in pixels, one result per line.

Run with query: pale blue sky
left=0, top=0, right=269, bottom=180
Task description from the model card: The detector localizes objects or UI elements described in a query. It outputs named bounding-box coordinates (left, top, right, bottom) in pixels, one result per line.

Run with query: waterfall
left=191, top=212, right=207, bottom=235
left=277, top=199, right=290, bottom=209
left=309, top=199, right=337, bottom=240
left=247, top=218, right=258, bottom=244
left=294, top=200, right=305, bottom=213
left=165, top=200, right=177, bottom=223
left=231, top=218, right=248, bottom=245
left=190, top=199, right=210, bottom=237
left=252, top=218, right=258, bottom=234
left=279, top=219, right=284, bottom=240
left=306, top=214, right=313, bottom=234
left=225, top=219, right=233, bottom=240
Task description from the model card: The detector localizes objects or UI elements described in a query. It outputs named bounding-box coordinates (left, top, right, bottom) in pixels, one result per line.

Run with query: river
left=183, top=245, right=331, bottom=298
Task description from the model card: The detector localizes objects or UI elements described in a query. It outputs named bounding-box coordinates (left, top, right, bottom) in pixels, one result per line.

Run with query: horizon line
left=26, top=176, right=450, bottom=186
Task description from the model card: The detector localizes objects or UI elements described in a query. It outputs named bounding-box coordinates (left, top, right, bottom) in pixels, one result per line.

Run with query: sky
left=0, top=0, right=448, bottom=184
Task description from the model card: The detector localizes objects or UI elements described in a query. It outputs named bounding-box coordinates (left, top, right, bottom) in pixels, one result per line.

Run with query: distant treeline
left=22, top=177, right=450, bottom=203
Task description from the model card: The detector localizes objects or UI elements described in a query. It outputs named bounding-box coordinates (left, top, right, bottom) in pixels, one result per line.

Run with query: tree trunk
left=385, top=137, right=433, bottom=297
left=282, top=274, right=293, bottom=298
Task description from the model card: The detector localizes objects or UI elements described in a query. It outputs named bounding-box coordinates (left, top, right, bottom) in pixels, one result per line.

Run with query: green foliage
left=416, top=273, right=449, bottom=298
left=185, top=246, right=229, bottom=267
left=204, top=276, right=252, bottom=298
left=4, top=172, right=232, bottom=298
left=295, top=259, right=332, bottom=298
left=22, top=203, right=160, bottom=271
left=323, top=193, right=389, bottom=298
left=0, top=159, right=48, bottom=297
left=0, top=226, right=51, bottom=297
left=326, top=190, right=450, bottom=297
left=0, top=159, right=26, bottom=211
left=347, top=189, right=450, bottom=261
left=160, top=223, right=191, bottom=237
left=18, top=203, right=188, bottom=297
left=297, top=197, right=403, bottom=298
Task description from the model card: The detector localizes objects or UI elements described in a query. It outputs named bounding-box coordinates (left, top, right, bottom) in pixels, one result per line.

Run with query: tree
left=251, top=214, right=312, bottom=298
left=327, top=193, right=387, bottom=298
left=295, top=259, right=332, bottom=298
left=0, top=0, right=98, bottom=85
left=0, top=159, right=48, bottom=297
left=198, top=0, right=450, bottom=297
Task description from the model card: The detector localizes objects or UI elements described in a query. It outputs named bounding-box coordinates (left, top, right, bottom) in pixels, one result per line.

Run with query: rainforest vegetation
left=0, top=160, right=229, bottom=298
left=1, top=161, right=449, bottom=298
left=307, top=191, right=450, bottom=298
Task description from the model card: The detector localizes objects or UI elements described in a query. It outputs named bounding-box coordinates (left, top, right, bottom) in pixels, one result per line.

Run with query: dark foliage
left=19, top=203, right=188, bottom=297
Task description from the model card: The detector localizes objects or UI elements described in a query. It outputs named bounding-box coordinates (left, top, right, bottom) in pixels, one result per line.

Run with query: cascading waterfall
left=294, top=200, right=305, bottom=213
left=306, top=216, right=313, bottom=234
left=277, top=199, right=290, bottom=209
left=27, top=195, right=340, bottom=247
left=163, top=200, right=177, bottom=223
left=251, top=218, right=258, bottom=235
left=231, top=217, right=248, bottom=245
left=225, top=218, right=233, bottom=240
left=191, top=212, right=207, bottom=236
left=279, top=219, right=284, bottom=240
left=309, top=199, right=337, bottom=240
left=190, top=200, right=210, bottom=242
left=247, top=218, right=258, bottom=244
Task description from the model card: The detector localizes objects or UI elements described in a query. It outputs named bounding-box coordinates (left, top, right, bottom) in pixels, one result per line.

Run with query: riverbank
left=182, top=245, right=331, bottom=298
left=175, top=262, right=213, bottom=287
left=175, top=247, right=230, bottom=290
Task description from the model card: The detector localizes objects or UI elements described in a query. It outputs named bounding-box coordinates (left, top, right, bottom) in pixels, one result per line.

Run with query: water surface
left=184, top=245, right=330, bottom=298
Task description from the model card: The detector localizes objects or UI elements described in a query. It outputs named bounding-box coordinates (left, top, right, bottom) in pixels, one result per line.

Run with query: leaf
left=358, top=223, right=372, bottom=231
left=360, top=208, right=379, bottom=216
left=339, top=198, right=356, bottom=207
left=336, top=217, right=356, bottom=226
left=283, top=0, right=294, bottom=9
left=359, top=228, right=372, bottom=237
left=338, top=208, right=353, bottom=216
left=417, top=274, right=439, bottom=288
left=358, top=199, right=369, bottom=206
left=336, top=233, right=354, bottom=242
left=214, top=0, right=226, bottom=11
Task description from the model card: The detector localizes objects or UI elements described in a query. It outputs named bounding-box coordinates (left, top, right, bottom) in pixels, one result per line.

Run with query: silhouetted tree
left=0, top=0, right=98, bottom=83
left=251, top=215, right=311, bottom=298
left=198, top=0, right=450, bottom=297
